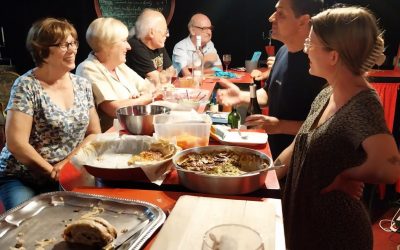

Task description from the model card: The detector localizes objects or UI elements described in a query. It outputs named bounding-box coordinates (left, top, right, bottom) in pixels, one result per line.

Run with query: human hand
left=204, top=53, right=219, bottom=67
left=250, top=69, right=263, bottom=81
left=267, top=56, right=276, bottom=68
left=138, top=92, right=154, bottom=103
left=321, top=174, right=365, bottom=200
left=245, top=115, right=280, bottom=133
left=51, top=159, right=68, bottom=181
left=216, top=78, right=242, bottom=106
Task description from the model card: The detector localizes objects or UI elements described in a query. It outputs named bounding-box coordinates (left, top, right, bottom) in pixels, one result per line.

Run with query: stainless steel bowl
left=172, top=145, right=273, bottom=195
left=117, top=105, right=171, bottom=135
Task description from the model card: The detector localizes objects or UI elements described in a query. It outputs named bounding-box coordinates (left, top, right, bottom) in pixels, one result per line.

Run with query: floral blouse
left=0, top=70, right=94, bottom=184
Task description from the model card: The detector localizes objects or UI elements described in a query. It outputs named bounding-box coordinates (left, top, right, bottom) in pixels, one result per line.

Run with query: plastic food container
left=154, top=112, right=212, bottom=150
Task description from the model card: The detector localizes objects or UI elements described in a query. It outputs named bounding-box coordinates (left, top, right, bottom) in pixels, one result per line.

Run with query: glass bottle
left=192, top=35, right=204, bottom=88
left=209, top=92, right=219, bottom=113
left=246, top=83, right=262, bottom=116
left=228, top=105, right=241, bottom=129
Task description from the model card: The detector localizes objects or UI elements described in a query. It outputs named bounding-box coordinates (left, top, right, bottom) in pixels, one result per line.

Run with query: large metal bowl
left=172, top=145, right=273, bottom=195
left=117, top=105, right=171, bottom=135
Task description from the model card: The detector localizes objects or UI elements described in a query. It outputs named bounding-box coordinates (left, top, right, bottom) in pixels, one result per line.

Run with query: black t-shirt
left=263, top=45, right=326, bottom=159
left=126, top=37, right=173, bottom=78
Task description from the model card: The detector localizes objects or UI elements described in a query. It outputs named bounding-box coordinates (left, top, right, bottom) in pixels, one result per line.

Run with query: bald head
left=135, top=8, right=166, bottom=40
left=188, top=13, right=213, bottom=46
left=188, top=13, right=211, bottom=30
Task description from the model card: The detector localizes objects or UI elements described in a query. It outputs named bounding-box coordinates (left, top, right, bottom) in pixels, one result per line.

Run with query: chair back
left=0, top=70, right=19, bottom=149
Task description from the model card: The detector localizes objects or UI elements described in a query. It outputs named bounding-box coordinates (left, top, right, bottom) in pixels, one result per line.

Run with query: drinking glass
left=222, top=54, right=232, bottom=72
left=202, top=224, right=264, bottom=250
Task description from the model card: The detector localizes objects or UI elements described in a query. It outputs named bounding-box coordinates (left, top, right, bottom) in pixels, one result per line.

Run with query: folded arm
left=341, top=134, right=400, bottom=184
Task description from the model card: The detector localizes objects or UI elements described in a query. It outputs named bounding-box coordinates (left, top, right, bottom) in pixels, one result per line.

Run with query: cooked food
left=129, top=150, right=164, bottom=163
left=176, top=133, right=208, bottom=149
left=176, top=150, right=268, bottom=176
left=128, top=139, right=177, bottom=165
left=63, top=217, right=117, bottom=248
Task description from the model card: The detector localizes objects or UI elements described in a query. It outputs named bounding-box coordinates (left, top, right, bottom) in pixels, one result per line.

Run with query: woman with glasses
left=0, top=18, right=101, bottom=210
left=76, top=17, right=154, bottom=131
left=275, top=6, right=400, bottom=249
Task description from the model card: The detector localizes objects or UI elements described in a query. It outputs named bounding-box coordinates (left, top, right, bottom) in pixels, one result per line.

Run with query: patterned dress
left=0, top=70, right=94, bottom=186
left=283, top=87, right=390, bottom=250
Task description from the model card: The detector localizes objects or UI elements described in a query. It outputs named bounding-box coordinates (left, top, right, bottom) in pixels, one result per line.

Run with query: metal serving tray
left=0, top=191, right=166, bottom=250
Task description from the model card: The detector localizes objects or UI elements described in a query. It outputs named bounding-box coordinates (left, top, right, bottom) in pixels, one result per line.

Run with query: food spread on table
left=176, top=150, right=269, bottom=176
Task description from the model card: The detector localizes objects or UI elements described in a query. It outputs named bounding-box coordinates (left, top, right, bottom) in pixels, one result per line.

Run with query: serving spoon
left=237, top=125, right=248, bottom=139
left=241, top=164, right=286, bottom=176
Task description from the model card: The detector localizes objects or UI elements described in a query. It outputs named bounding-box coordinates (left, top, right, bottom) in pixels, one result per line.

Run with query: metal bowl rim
left=172, top=145, right=272, bottom=178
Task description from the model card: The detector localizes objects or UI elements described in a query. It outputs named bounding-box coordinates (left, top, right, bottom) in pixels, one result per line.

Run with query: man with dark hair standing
left=217, top=0, right=325, bottom=159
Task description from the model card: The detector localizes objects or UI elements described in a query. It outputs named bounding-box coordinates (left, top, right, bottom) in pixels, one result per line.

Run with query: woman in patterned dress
left=275, top=6, right=400, bottom=250
left=0, top=18, right=101, bottom=210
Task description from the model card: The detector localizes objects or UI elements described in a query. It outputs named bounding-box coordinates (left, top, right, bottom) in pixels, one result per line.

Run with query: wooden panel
left=151, top=195, right=280, bottom=250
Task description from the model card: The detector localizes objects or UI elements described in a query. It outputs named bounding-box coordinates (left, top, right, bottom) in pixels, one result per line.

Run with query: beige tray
left=151, top=195, right=278, bottom=250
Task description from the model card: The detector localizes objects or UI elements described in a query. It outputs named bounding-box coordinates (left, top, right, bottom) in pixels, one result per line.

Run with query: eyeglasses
left=303, top=38, right=327, bottom=52
left=50, top=41, right=79, bottom=51
left=193, top=25, right=214, bottom=32
left=157, top=29, right=170, bottom=37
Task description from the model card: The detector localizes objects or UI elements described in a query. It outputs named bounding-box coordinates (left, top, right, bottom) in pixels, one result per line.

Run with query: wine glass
left=202, top=224, right=264, bottom=250
left=222, top=54, right=231, bottom=72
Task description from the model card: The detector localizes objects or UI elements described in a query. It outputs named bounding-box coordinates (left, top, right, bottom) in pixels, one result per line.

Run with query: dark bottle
left=209, top=92, right=219, bottom=113
left=246, top=83, right=262, bottom=116
left=228, top=105, right=241, bottom=129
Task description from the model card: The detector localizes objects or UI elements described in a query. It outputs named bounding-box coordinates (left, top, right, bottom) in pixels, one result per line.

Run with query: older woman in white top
left=76, top=17, right=154, bottom=131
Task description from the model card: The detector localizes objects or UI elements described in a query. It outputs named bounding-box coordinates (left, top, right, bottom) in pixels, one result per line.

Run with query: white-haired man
left=126, top=9, right=175, bottom=84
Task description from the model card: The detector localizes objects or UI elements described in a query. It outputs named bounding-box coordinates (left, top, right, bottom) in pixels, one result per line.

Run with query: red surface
left=372, top=208, right=400, bottom=250
left=366, top=69, right=400, bottom=78
left=370, top=83, right=400, bottom=197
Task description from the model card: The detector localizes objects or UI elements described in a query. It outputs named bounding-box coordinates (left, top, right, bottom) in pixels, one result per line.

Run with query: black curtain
left=0, top=0, right=399, bottom=74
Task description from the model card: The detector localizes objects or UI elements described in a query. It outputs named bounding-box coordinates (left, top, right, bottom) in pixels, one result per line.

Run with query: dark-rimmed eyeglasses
left=193, top=25, right=214, bottom=32
left=50, top=41, right=79, bottom=51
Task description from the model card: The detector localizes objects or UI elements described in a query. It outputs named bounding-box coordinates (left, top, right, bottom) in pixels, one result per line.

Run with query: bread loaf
left=63, top=217, right=117, bottom=247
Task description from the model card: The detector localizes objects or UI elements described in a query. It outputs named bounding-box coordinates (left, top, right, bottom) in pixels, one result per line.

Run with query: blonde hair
left=312, top=6, right=385, bottom=75
left=86, top=17, right=128, bottom=52
left=26, top=17, right=77, bottom=67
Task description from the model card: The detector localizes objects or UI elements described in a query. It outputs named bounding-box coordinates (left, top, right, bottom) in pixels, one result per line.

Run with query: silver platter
left=0, top=191, right=165, bottom=250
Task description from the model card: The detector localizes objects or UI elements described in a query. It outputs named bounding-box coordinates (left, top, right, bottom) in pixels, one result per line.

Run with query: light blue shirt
left=172, top=36, right=222, bottom=74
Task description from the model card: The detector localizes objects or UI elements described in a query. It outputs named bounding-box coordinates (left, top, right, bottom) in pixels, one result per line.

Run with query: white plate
left=211, top=130, right=268, bottom=146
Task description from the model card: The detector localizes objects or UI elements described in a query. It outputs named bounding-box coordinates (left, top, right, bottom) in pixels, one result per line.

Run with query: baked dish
left=176, top=150, right=268, bottom=176
left=128, top=139, right=177, bottom=165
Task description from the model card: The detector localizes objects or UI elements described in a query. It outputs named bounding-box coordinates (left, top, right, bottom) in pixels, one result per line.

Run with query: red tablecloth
left=370, top=82, right=400, bottom=197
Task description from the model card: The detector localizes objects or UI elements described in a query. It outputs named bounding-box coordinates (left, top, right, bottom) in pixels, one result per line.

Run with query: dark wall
left=0, top=0, right=399, bottom=74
